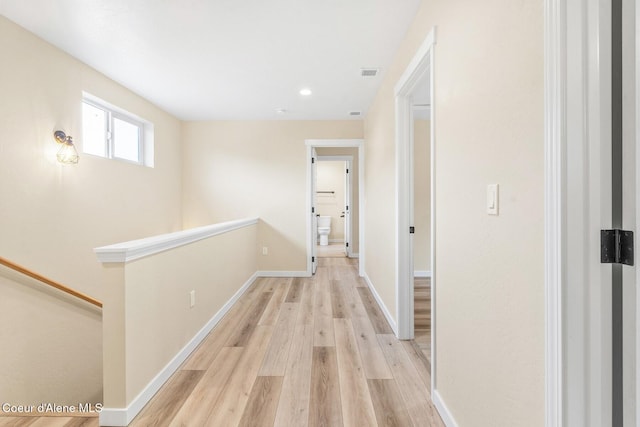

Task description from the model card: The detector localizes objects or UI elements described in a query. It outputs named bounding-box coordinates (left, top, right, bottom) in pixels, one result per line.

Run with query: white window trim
left=82, top=92, right=154, bottom=167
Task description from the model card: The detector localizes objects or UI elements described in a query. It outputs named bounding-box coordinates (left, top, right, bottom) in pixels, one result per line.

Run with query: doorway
left=305, top=139, right=364, bottom=277
left=395, top=26, right=435, bottom=374
left=315, top=157, right=352, bottom=259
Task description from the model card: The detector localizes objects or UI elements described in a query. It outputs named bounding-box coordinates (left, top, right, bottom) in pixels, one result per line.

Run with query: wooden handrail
left=0, top=256, right=102, bottom=308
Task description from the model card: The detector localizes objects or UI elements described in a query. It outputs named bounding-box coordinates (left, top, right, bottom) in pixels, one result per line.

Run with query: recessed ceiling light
left=276, top=108, right=288, bottom=114
left=299, top=88, right=312, bottom=96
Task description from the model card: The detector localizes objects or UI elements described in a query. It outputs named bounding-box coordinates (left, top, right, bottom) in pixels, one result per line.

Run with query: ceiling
left=0, top=0, right=421, bottom=121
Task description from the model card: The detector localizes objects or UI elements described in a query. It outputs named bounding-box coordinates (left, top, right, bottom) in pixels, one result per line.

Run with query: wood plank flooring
left=414, top=277, right=431, bottom=364
left=6, top=258, right=440, bottom=426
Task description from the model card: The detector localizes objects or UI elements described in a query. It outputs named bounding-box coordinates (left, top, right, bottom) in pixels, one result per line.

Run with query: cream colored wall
left=316, top=161, right=346, bottom=242
left=120, top=225, right=257, bottom=404
left=315, top=147, right=360, bottom=255
left=0, top=15, right=182, bottom=301
left=364, top=0, right=544, bottom=425
left=0, top=269, right=102, bottom=407
left=0, top=16, right=182, bottom=406
left=181, top=121, right=363, bottom=272
left=414, top=119, right=430, bottom=272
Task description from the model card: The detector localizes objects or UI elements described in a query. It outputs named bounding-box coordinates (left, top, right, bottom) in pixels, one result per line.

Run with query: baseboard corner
left=433, top=389, right=459, bottom=427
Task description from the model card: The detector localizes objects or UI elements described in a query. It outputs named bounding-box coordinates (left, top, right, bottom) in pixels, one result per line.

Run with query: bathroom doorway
left=315, top=157, right=352, bottom=258
left=304, top=139, right=364, bottom=277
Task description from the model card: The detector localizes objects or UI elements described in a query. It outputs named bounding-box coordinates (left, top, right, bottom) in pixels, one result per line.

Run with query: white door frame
left=395, top=31, right=435, bottom=338
left=546, top=0, right=640, bottom=424
left=305, top=139, right=364, bottom=277
left=317, top=155, right=354, bottom=257
left=395, top=25, right=435, bottom=377
left=546, top=0, right=609, bottom=423
left=544, top=1, right=565, bottom=424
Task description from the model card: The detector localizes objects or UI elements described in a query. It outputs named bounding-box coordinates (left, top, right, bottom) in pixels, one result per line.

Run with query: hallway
left=1, top=258, right=440, bottom=426
left=130, top=257, right=442, bottom=426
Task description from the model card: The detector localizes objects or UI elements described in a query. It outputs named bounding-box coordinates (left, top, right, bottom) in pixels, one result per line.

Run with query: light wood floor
left=3, top=258, right=441, bottom=427
left=316, top=242, right=346, bottom=258
left=414, top=277, right=431, bottom=366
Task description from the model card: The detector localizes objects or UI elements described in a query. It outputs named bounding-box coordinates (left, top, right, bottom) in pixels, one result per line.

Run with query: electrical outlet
left=262, top=247, right=268, bottom=255
left=190, top=290, right=196, bottom=308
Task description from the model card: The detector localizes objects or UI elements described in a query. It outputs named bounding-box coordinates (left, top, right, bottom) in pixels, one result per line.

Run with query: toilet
left=317, top=216, right=331, bottom=246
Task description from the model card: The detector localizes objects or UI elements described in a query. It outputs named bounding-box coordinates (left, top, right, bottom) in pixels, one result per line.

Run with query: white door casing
left=395, top=27, right=435, bottom=390
left=305, top=140, right=364, bottom=277
left=312, top=148, right=318, bottom=275
left=345, top=160, right=351, bottom=257
left=551, top=0, right=638, bottom=424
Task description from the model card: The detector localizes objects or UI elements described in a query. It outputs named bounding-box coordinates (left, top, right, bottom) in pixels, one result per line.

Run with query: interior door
left=344, top=161, right=350, bottom=257
left=312, top=148, right=318, bottom=274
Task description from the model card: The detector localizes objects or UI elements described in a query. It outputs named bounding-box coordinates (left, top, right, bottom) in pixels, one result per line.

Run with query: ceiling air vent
left=360, top=68, right=379, bottom=77
left=349, top=111, right=362, bottom=116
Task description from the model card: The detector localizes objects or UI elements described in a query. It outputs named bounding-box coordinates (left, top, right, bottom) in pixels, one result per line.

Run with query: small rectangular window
left=81, top=94, right=153, bottom=166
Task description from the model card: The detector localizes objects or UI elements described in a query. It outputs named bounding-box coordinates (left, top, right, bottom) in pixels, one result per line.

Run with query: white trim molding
left=94, top=218, right=259, bottom=263
left=395, top=28, right=436, bottom=340
left=433, top=390, right=460, bottom=427
left=414, top=270, right=432, bottom=278
left=305, top=139, right=365, bottom=278
left=99, top=272, right=258, bottom=426
left=544, top=0, right=564, bottom=425
left=363, top=273, right=398, bottom=335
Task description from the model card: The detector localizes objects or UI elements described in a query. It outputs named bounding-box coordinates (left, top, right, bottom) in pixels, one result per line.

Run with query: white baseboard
left=414, top=270, right=432, bottom=278
left=363, top=273, right=398, bottom=335
left=99, top=272, right=258, bottom=426
left=256, top=271, right=309, bottom=278
left=433, top=389, right=459, bottom=427
left=348, top=252, right=359, bottom=259
left=329, top=239, right=345, bottom=243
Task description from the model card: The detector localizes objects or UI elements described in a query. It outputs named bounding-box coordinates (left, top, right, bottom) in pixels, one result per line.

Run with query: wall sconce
left=53, top=130, right=79, bottom=164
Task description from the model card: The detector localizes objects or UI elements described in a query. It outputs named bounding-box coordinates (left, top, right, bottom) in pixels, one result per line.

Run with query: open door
left=344, top=161, right=351, bottom=257
left=311, top=148, right=318, bottom=274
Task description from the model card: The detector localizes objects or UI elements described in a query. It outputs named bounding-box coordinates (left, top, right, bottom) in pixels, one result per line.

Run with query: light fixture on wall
left=53, top=130, right=79, bottom=164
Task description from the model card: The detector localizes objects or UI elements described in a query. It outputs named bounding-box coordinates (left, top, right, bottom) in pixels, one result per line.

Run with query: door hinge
left=312, top=157, right=315, bottom=164
left=346, top=168, right=349, bottom=173
left=409, top=226, right=415, bottom=234
left=312, top=256, right=315, bottom=263
left=601, top=229, right=634, bottom=266
left=346, top=242, right=349, bottom=247
left=312, top=207, right=315, bottom=214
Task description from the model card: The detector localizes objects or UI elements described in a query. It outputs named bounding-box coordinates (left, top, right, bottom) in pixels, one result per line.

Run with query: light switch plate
left=487, top=184, right=499, bottom=215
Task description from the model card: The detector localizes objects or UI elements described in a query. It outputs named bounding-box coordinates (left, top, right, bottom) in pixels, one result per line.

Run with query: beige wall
left=181, top=121, right=363, bottom=272
left=0, top=16, right=182, bottom=406
left=0, top=269, right=102, bottom=407
left=114, top=225, right=257, bottom=405
left=364, top=0, right=544, bottom=425
left=414, top=119, right=431, bottom=272
left=0, top=15, right=183, bottom=301
left=316, top=161, right=346, bottom=242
